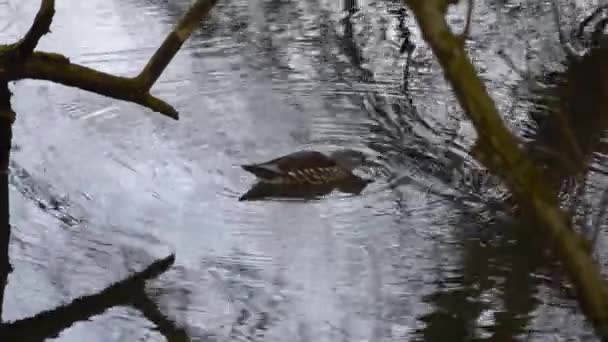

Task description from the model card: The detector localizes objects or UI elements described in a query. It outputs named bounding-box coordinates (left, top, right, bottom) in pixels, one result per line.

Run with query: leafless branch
left=576, top=4, right=608, bottom=39
left=404, top=0, right=608, bottom=337
left=7, top=52, right=179, bottom=119
left=461, top=0, right=474, bottom=40
left=496, top=49, right=527, bottom=78
left=132, top=293, right=190, bottom=341
left=137, top=0, right=219, bottom=90
left=12, top=0, right=55, bottom=60
left=4, top=0, right=221, bottom=120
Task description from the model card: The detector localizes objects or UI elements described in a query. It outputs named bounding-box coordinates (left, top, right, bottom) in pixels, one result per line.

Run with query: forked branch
left=4, top=0, right=219, bottom=120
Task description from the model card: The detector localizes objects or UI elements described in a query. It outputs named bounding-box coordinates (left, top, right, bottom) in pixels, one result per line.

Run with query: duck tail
left=241, top=164, right=281, bottom=180
left=238, top=182, right=274, bottom=201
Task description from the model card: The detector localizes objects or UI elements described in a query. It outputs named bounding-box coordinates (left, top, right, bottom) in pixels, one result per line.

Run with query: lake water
left=0, top=0, right=604, bottom=341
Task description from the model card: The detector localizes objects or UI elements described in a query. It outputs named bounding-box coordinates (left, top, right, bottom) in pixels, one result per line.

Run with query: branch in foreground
left=12, top=0, right=55, bottom=60
left=137, top=0, right=219, bottom=90
left=404, top=0, right=608, bottom=338
left=7, top=52, right=178, bottom=119
left=0, top=254, right=176, bottom=340
left=4, top=0, right=222, bottom=120
left=0, top=83, right=14, bottom=323
left=132, top=292, right=189, bottom=341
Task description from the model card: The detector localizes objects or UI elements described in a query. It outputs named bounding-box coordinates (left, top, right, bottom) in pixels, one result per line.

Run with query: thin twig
left=132, top=293, right=190, bottom=342
left=553, top=106, right=586, bottom=167
left=461, top=0, right=474, bottom=40
left=576, top=4, right=608, bottom=39
left=496, top=49, right=527, bottom=78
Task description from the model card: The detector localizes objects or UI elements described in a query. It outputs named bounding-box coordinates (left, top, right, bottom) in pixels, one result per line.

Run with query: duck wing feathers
left=241, top=151, right=338, bottom=179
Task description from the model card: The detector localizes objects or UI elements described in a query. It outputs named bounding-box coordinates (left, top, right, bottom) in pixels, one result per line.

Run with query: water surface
left=0, top=0, right=604, bottom=341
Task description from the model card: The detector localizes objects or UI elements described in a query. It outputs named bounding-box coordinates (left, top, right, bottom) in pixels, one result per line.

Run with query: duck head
left=329, top=149, right=368, bottom=171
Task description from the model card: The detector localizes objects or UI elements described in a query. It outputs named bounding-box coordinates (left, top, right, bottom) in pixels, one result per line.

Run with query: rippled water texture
left=0, top=0, right=606, bottom=341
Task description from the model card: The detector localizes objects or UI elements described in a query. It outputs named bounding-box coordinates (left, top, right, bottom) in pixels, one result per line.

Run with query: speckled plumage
left=241, top=150, right=363, bottom=185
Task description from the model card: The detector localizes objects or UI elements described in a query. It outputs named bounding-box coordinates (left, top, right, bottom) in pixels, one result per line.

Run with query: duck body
left=241, top=150, right=367, bottom=185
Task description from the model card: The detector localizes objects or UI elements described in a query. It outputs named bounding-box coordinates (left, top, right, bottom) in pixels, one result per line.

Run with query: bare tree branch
left=0, top=83, right=14, bottom=323
left=132, top=293, right=189, bottom=341
left=461, top=0, right=474, bottom=41
left=137, top=0, right=219, bottom=90
left=12, top=0, right=55, bottom=60
left=2, top=0, right=222, bottom=120
left=0, top=254, right=175, bottom=340
left=7, top=52, right=179, bottom=119
left=404, top=0, right=608, bottom=338
left=0, top=0, right=219, bottom=335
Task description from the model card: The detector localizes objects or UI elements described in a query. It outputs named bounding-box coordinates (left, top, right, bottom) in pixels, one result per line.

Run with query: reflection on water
left=239, top=179, right=370, bottom=201
left=0, top=0, right=605, bottom=341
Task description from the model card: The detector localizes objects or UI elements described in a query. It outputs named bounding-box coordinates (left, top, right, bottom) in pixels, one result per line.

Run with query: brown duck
left=240, top=150, right=371, bottom=185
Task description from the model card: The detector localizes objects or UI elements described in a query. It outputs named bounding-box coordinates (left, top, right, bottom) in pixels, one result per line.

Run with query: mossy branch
left=11, top=0, right=55, bottom=60
left=137, top=0, right=219, bottom=90
left=404, top=0, right=608, bottom=337
left=7, top=52, right=178, bottom=119
left=3, top=0, right=220, bottom=120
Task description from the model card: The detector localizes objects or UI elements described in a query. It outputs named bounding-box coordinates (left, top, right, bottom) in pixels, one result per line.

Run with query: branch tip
left=13, top=0, right=55, bottom=59
left=10, top=52, right=180, bottom=120
left=137, top=0, right=219, bottom=90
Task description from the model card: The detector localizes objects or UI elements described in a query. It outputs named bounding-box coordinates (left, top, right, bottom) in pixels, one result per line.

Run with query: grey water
left=0, top=0, right=605, bottom=341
